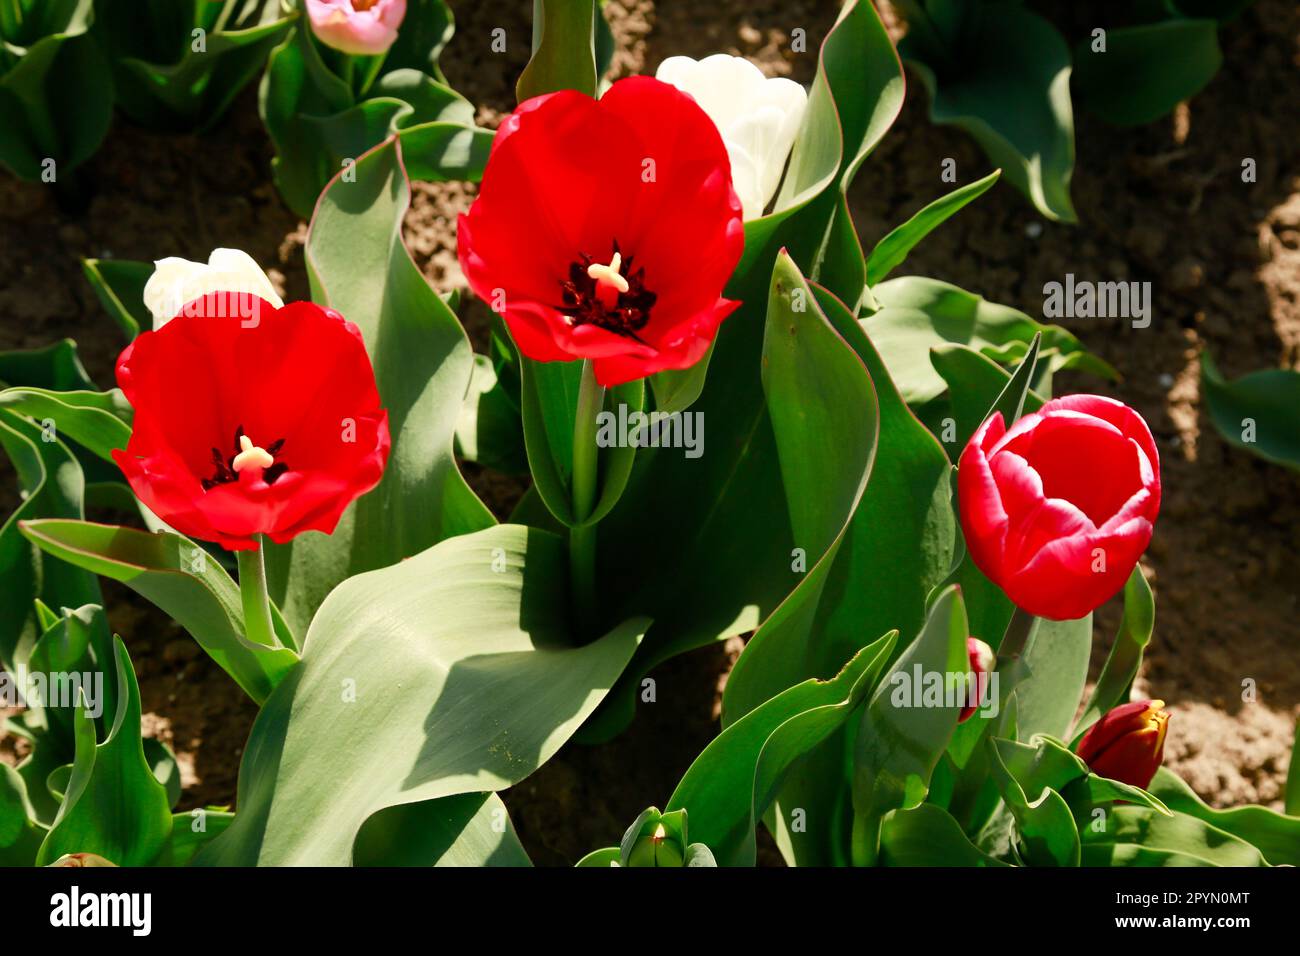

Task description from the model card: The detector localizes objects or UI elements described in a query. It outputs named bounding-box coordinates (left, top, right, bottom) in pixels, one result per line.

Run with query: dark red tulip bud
left=1075, top=699, right=1170, bottom=789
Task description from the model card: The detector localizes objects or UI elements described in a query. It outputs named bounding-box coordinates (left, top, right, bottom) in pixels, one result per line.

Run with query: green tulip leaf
left=81, top=257, right=151, bottom=340
left=902, top=3, right=1076, bottom=221
left=20, top=519, right=299, bottom=704
left=865, top=169, right=1001, bottom=285
left=0, top=0, right=113, bottom=181
left=265, top=135, right=494, bottom=634
left=516, top=0, right=598, bottom=101
left=1074, top=567, right=1155, bottom=741
left=878, top=803, right=1009, bottom=866
left=868, top=276, right=1114, bottom=409
left=852, top=585, right=970, bottom=864
left=198, top=524, right=646, bottom=866
left=668, top=633, right=896, bottom=866
left=1074, top=19, right=1222, bottom=127
left=1147, top=767, right=1300, bottom=866
left=0, top=340, right=96, bottom=391
left=0, top=762, right=44, bottom=866
left=353, top=793, right=532, bottom=867
left=95, top=0, right=294, bottom=131
left=0, top=410, right=104, bottom=695
left=1201, top=352, right=1300, bottom=471
left=36, top=638, right=173, bottom=866
left=1083, top=805, right=1268, bottom=867
left=0, top=387, right=131, bottom=464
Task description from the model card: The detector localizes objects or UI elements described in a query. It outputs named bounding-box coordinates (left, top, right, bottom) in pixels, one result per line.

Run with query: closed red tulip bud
left=458, top=76, right=744, bottom=387
left=112, top=295, right=390, bottom=551
left=959, top=637, right=995, bottom=722
left=958, top=395, right=1160, bottom=620
left=1075, top=699, right=1170, bottom=789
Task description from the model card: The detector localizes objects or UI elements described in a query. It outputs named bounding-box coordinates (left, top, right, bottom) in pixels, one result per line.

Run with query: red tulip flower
left=457, top=76, right=745, bottom=387
left=112, top=294, right=390, bottom=551
left=958, top=395, right=1160, bottom=620
left=1075, top=700, right=1170, bottom=789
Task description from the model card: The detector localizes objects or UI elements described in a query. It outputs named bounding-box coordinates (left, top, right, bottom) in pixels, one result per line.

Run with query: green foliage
left=0, top=0, right=113, bottom=182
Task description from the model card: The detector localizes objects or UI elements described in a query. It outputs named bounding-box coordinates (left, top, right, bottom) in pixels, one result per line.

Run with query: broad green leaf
left=866, top=169, right=1000, bottom=285
left=878, top=803, right=1008, bottom=866
left=95, top=0, right=294, bottom=131
left=17, top=605, right=112, bottom=754
left=455, top=353, right=527, bottom=473
left=265, top=136, right=494, bottom=635
left=990, top=737, right=1080, bottom=867
left=867, top=276, right=1113, bottom=408
left=80, top=257, right=151, bottom=340
left=382, top=0, right=454, bottom=83
left=851, top=585, right=970, bottom=864
left=0, top=387, right=131, bottom=463
left=1148, top=767, right=1300, bottom=866
left=0, top=339, right=95, bottom=391
left=260, top=12, right=482, bottom=216
left=0, top=763, right=43, bottom=866
left=0, top=410, right=103, bottom=683
left=1082, top=805, right=1268, bottom=867
left=902, top=3, right=1076, bottom=221
left=21, top=519, right=298, bottom=704
left=1074, top=567, right=1155, bottom=741
left=152, top=809, right=234, bottom=867
left=575, top=846, right=621, bottom=867
left=516, top=0, right=598, bottom=101
left=668, top=634, right=896, bottom=866
left=1015, top=612, right=1093, bottom=742
left=0, top=0, right=112, bottom=181
left=353, top=793, right=532, bottom=867
left=1074, top=19, right=1222, bottom=127
left=36, top=638, right=173, bottom=866
left=1200, top=352, right=1300, bottom=470
left=198, top=524, right=646, bottom=866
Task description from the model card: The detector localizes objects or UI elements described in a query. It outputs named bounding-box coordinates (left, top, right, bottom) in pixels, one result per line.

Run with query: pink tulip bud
left=959, top=637, right=995, bottom=722
left=306, top=0, right=406, bottom=56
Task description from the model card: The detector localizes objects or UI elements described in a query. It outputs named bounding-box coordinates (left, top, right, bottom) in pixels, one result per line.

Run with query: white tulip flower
left=655, top=54, right=808, bottom=221
left=143, top=248, right=283, bottom=330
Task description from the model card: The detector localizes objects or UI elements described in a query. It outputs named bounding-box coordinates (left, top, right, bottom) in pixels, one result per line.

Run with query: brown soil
left=1, top=0, right=1297, bottom=864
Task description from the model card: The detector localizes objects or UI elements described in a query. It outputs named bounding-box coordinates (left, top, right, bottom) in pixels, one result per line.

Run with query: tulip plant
left=3, top=0, right=1299, bottom=870
left=896, top=0, right=1256, bottom=221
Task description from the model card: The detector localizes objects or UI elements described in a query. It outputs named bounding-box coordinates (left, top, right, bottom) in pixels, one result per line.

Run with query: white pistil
left=231, top=434, right=274, bottom=473
left=587, top=251, right=629, bottom=308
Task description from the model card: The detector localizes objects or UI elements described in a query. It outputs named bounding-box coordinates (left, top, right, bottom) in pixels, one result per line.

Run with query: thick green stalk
left=237, top=537, right=279, bottom=649
left=569, top=359, right=604, bottom=639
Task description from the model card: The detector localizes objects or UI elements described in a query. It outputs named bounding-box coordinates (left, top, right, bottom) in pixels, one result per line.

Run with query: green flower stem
left=237, top=536, right=279, bottom=649
left=569, top=359, right=605, bottom=640
left=997, top=605, right=1037, bottom=667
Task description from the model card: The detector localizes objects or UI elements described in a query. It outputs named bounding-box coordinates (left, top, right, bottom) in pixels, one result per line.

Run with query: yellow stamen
left=587, top=251, right=629, bottom=295
left=231, top=434, right=274, bottom=473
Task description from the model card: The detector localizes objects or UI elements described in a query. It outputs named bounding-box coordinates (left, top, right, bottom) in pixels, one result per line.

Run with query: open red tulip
left=112, top=294, right=390, bottom=551
left=958, top=395, right=1160, bottom=621
left=457, top=76, right=745, bottom=387
left=1075, top=700, right=1170, bottom=789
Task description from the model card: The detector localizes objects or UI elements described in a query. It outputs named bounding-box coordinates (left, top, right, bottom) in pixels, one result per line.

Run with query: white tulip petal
left=142, top=248, right=283, bottom=330
left=655, top=53, right=808, bottom=219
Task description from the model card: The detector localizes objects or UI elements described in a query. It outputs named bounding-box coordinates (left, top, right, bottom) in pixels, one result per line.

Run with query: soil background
left=2, top=1, right=1297, bottom=866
